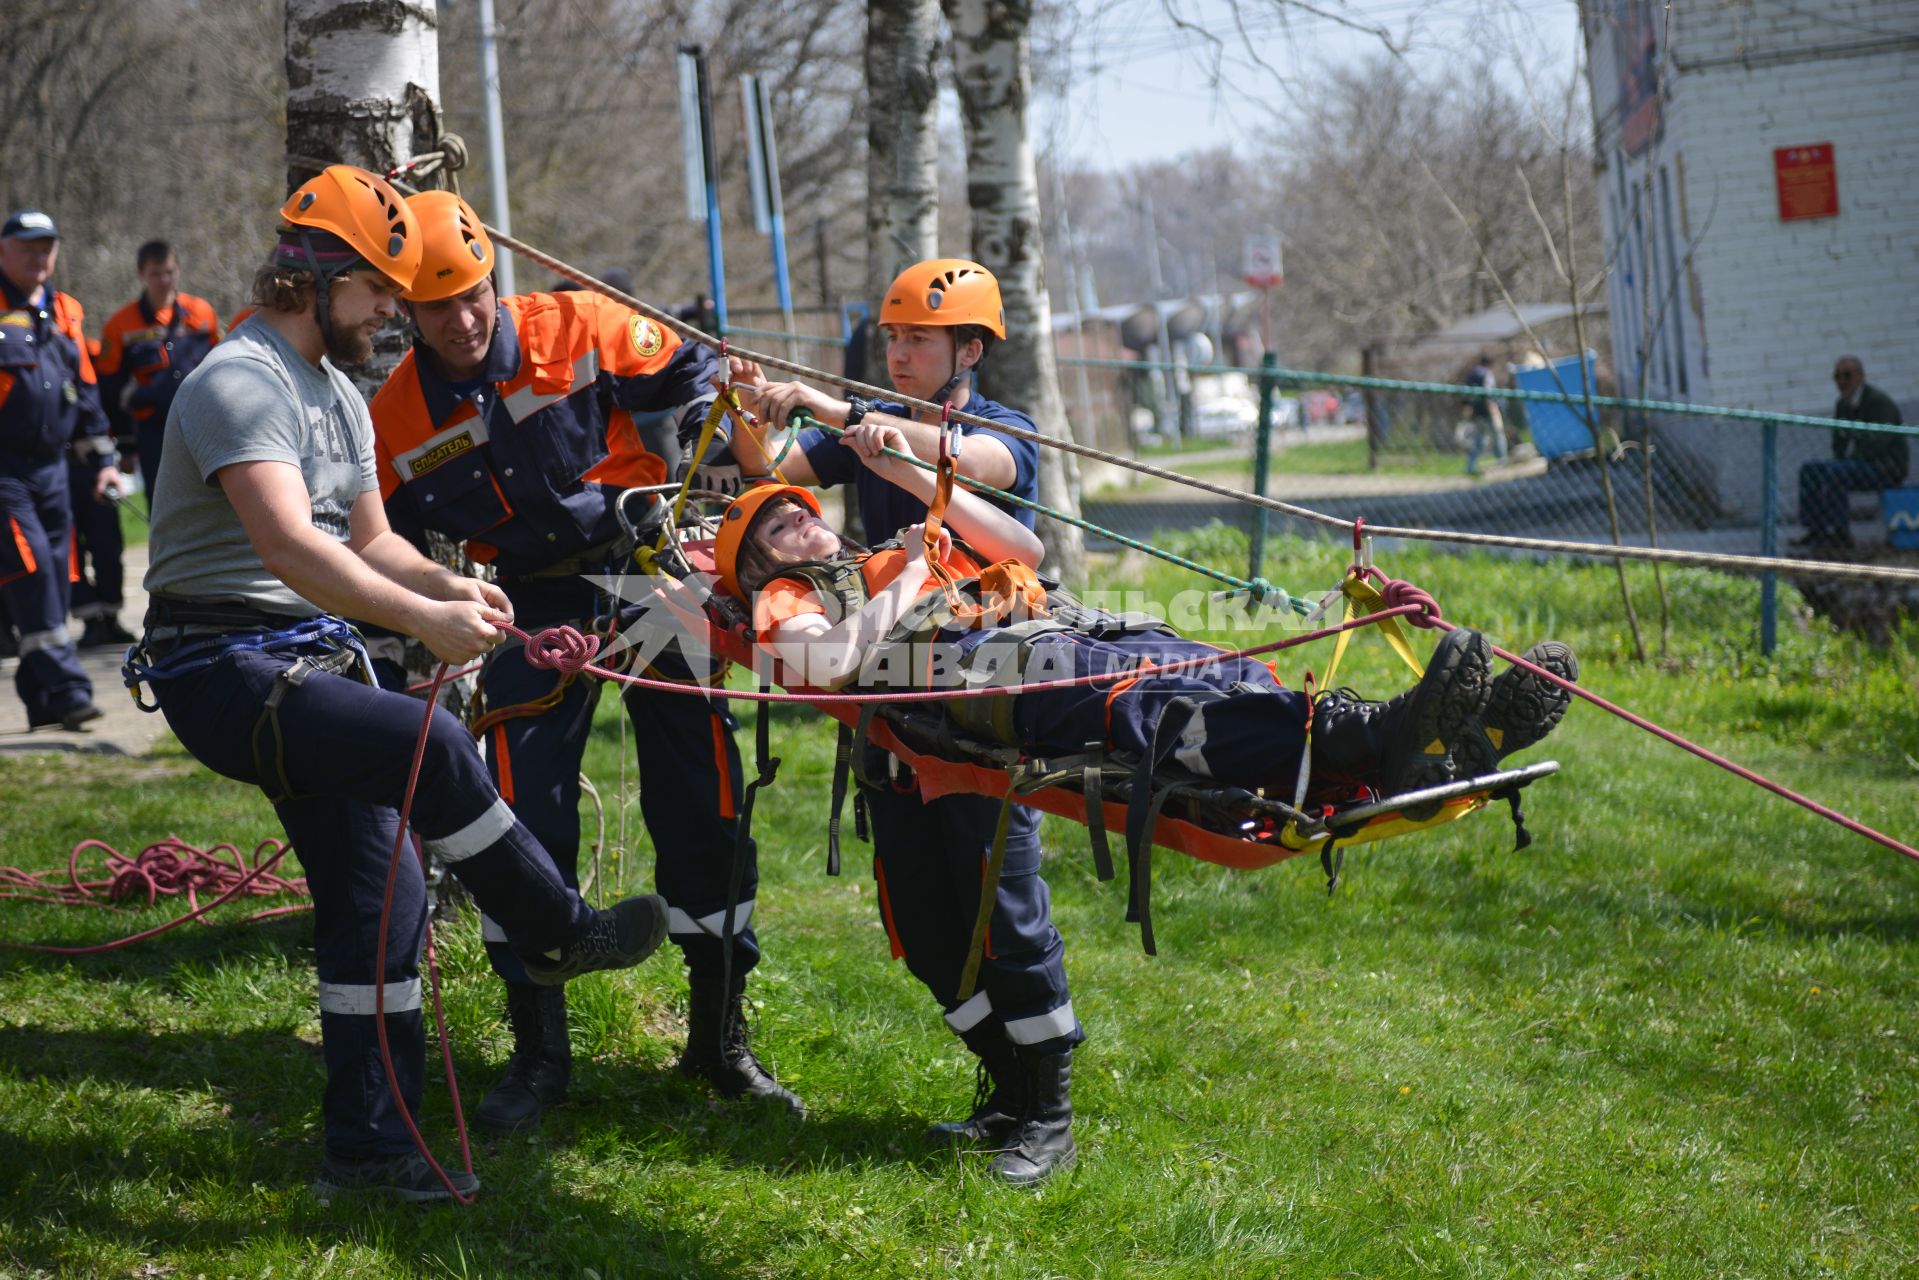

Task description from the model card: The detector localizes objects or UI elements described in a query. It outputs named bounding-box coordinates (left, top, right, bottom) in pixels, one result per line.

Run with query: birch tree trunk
left=944, top=0, right=1086, bottom=584
left=864, top=0, right=943, bottom=313
left=284, top=0, right=442, bottom=388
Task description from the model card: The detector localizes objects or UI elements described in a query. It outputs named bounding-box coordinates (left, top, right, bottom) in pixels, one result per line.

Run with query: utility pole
left=476, top=0, right=515, bottom=295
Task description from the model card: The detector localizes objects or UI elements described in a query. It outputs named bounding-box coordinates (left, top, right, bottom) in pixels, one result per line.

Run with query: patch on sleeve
left=630, top=316, right=664, bottom=358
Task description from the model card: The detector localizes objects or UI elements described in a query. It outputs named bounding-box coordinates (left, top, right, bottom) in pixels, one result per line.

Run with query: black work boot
left=475, top=982, right=571, bottom=1134
left=925, top=1029, right=1024, bottom=1145
left=1453, top=641, right=1579, bottom=779
left=519, top=893, right=669, bottom=987
left=1311, top=627, right=1493, bottom=798
left=678, top=970, right=806, bottom=1116
left=313, top=1150, right=479, bottom=1204
left=988, top=1047, right=1076, bottom=1187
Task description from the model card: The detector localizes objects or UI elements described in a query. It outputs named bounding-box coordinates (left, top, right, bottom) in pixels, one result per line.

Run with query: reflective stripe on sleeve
left=503, top=350, right=599, bottom=422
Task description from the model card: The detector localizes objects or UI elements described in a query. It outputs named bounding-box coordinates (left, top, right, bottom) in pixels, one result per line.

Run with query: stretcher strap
left=826, top=722, right=853, bottom=876
left=1123, top=695, right=1211, bottom=956
left=719, top=680, right=780, bottom=1031
left=954, top=787, right=1017, bottom=1002
left=1081, top=739, right=1114, bottom=882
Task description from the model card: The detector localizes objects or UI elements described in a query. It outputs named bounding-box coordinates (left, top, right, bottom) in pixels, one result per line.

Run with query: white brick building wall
left=1582, top=0, right=1919, bottom=522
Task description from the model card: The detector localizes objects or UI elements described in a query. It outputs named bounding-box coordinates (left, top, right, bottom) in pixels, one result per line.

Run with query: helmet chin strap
left=931, top=331, right=977, bottom=408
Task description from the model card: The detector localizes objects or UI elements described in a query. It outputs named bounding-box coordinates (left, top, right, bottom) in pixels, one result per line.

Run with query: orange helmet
left=403, top=190, right=494, bottom=302
left=881, top=258, right=1005, bottom=339
left=279, top=164, right=422, bottom=290
left=713, top=484, right=822, bottom=599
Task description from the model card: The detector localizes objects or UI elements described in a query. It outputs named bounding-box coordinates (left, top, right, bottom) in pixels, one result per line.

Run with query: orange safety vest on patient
left=753, top=544, right=985, bottom=636
left=368, top=291, right=718, bottom=576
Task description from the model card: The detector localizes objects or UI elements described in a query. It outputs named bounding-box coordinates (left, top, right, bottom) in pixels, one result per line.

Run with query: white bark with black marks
left=285, top=0, right=443, bottom=388
left=865, top=0, right=943, bottom=309
left=944, top=0, right=1085, bottom=584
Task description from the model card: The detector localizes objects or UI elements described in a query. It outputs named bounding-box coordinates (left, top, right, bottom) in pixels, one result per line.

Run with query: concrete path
left=0, top=542, right=169, bottom=758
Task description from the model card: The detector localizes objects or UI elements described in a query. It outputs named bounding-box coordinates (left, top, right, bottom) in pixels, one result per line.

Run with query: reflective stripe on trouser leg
left=147, top=652, right=590, bottom=960
left=667, top=900, right=756, bottom=938
left=0, top=462, right=90, bottom=721
left=280, top=793, right=430, bottom=1161
left=318, top=978, right=425, bottom=1015
left=17, top=624, right=70, bottom=655
left=626, top=678, right=760, bottom=977
left=476, top=639, right=594, bottom=985
left=866, top=788, right=1083, bottom=1054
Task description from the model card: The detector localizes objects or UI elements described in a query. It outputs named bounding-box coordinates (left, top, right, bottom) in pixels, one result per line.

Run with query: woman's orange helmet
left=403, top=190, right=495, bottom=302
left=880, top=258, right=1005, bottom=339
left=279, top=164, right=422, bottom=290
left=713, top=484, right=822, bottom=599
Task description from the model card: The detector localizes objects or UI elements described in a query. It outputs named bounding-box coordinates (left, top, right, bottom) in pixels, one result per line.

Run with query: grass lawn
left=1109, top=438, right=1471, bottom=493
left=3, top=530, right=1917, bottom=1277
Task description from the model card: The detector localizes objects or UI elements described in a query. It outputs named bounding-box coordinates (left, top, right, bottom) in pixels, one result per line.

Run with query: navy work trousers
left=0, top=455, right=91, bottom=722
left=1012, top=632, right=1310, bottom=791
left=864, top=773, right=1082, bottom=1056
left=67, top=456, right=123, bottom=620
left=150, top=631, right=592, bottom=1161
left=473, top=577, right=758, bottom=985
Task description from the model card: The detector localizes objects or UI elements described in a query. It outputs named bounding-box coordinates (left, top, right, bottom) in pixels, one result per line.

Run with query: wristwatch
left=843, top=394, right=870, bottom=428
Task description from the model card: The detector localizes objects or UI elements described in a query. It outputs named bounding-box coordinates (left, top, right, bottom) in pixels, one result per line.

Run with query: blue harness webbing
left=122, top=614, right=372, bottom=711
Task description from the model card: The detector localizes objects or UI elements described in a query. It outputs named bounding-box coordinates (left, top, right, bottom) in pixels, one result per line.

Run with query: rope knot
left=524, top=625, right=601, bottom=674
left=1376, top=576, right=1443, bottom=628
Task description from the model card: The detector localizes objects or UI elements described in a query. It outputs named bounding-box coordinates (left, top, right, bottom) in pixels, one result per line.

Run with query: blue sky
left=1034, top=0, right=1585, bottom=169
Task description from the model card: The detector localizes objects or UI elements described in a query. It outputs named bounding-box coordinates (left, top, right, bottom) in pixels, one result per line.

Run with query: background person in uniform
left=1793, top=355, right=1906, bottom=549
left=97, top=239, right=222, bottom=499
left=137, top=166, right=672, bottom=1202
left=370, top=192, right=802, bottom=1132
left=0, top=209, right=122, bottom=727
left=725, top=259, right=1080, bottom=1187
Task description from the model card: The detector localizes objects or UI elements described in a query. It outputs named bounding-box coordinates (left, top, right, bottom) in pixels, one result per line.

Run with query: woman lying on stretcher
left=710, top=422, right=1578, bottom=803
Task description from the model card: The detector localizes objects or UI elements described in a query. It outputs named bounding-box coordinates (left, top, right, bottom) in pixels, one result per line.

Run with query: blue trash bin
left=1511, top=352, right=1598, bottom=461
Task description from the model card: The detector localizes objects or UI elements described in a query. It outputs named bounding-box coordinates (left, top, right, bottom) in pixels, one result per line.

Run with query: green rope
left=794, top=413, right=1310, bottom=614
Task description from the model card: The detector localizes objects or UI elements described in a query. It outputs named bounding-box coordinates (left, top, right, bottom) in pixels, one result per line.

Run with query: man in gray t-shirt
left=132, top=164, right=668, bottom=1205
left=144, top=314, right=377, bottom=615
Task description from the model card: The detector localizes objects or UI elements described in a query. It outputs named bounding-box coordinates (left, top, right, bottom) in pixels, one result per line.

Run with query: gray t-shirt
left=144, top=315, right=377, bottom=616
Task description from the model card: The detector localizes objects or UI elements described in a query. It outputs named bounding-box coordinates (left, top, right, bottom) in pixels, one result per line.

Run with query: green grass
left=1109, top=438, right=1470, bottom=493
left=4, top=531, right=1918, bottom=1277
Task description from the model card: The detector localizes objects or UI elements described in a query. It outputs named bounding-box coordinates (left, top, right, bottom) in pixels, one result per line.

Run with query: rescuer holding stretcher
left=721, top=260, right=1083, bottom=1185
left=128, top=166, right=673, bottom=1202
left=367, top=191, right=804, bottom=1130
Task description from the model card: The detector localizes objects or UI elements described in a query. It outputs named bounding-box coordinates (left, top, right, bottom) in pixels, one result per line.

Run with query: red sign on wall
left=1774, top=143, right=1839, bottom=222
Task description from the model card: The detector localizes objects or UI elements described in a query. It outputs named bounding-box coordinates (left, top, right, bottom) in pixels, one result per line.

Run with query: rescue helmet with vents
left=713, top=484, right=824, bottom=599
left=403, top=190, right=495, bottom=302
left=881, top=258, right=1005, bottom=340
left=278, top=165, right=422, bottom=291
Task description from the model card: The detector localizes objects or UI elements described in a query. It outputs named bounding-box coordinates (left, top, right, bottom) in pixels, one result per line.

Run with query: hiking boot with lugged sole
left=520, top=893, right=669, bottom=987
left=1370, top=627, right=1494, bottom=801
left=1453, top=641, right=1578, bottom=779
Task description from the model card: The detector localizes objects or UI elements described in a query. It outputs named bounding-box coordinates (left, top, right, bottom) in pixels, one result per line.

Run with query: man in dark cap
left=0, top=209, right=123, bottom=727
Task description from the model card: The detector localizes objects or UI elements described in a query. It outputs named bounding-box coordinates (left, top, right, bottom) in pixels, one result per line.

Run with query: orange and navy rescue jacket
left=369, top=291, right=718, bottom=576
left=96, top=291, right=220, bottom=439
left=0, top=278, right=109, bottom=464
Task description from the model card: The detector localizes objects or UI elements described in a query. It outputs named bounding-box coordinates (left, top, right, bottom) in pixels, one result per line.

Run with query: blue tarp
left=1512, top=352, right=1598, bottom=460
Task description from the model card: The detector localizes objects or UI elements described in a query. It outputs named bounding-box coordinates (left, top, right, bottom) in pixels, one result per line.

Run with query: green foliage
left=3, top=549, right=1918, bottom=1277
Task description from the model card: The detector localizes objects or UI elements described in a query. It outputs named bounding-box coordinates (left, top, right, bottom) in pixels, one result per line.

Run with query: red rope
left=373, top=662, right=476, bottom=1205
left=506, top=606, right=1427, bottom=701
left=0, top=838, right=310, bottom=954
